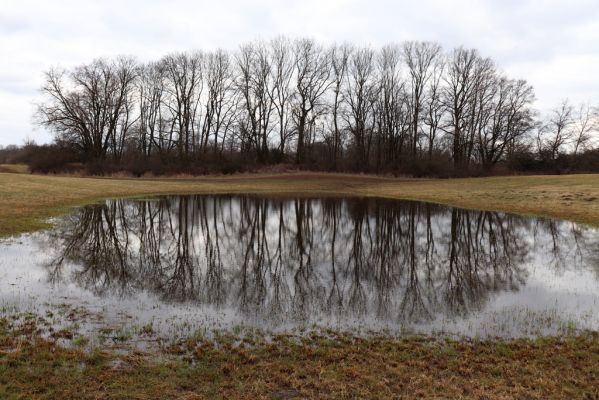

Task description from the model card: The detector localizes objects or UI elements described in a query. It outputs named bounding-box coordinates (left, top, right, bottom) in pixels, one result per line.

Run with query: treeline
left=19, top=37, right=599, bottom=175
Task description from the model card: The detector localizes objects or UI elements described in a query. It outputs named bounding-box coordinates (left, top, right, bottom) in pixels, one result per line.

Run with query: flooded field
left=1, top=195, right=599, bottom=345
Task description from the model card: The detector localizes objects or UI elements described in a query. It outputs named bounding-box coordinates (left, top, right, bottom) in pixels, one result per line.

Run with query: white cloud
left=0, top=0, right=598, bottom=145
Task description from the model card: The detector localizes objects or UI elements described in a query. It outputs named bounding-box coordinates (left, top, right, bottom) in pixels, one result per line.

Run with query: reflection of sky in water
left=1, top=195, right=599, bottom=340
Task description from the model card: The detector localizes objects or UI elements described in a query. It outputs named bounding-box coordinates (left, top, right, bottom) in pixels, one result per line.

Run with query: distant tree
left=403, top=41, right=442, bottom=158
left=443, top=48, right=479, bottom=166
left=344, top=47, right=378, bottom=169
left=376, top=44, right=408, bottom=169
left=37, top=57, right=138, bottom=161
left=477, top=78, right=535, bottom=168
left=571, top=103, right=597, bottom=155
left=202, top=50, right=237, bottom=155
left=291, top=38, right=331, bottom=163
left=235, top=42, right=275, bottom=162
left=269, top=37, right=294, bottom=155
left=423, top=53, right=445, bottom=160
left=329, top=43, right=352, bottom=167
left=137, top=62, right=165, bottom=157
left=539, top=100, right=574, bottom=161
left=161, top=52, right=203, bottom=158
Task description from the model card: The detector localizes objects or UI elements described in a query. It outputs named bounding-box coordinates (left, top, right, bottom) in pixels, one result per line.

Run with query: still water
left=1, top=195, right=599, bottom=340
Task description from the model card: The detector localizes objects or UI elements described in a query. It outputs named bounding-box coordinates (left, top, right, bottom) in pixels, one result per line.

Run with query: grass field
left=1, top=170, right=599, bottom=399
left=1, top=170, right=599, bottom=238
left=1, top=319, right=598, bottom=399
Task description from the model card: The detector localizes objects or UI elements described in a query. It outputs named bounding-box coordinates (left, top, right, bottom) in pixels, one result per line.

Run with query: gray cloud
left=0, top=0, right=597, bottom=145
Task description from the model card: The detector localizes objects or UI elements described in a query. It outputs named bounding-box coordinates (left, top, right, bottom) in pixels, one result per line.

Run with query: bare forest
left=3, top=37, right=597, bottom=176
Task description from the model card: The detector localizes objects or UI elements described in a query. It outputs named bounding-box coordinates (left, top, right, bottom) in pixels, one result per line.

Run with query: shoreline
left=1, top=171, right=599, bottom=238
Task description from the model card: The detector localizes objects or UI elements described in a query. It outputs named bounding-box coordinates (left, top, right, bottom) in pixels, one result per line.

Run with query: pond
left=1, top=195, right=599, bottom=342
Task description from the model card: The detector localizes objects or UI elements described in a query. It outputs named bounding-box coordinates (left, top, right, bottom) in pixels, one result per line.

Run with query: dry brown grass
left=1, top=171, right=599, bottom=237
left=0, top=164, right=29, bottom=174
left=1, top=323, right=598, bottom=399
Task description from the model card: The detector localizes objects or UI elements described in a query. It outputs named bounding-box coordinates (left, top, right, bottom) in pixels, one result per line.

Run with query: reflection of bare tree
left=46, top=195, right=592, bottom=325
left=442, top=209, right=527, bottom=317
left=321, top=199, right=343, bottom=312
left=47, top=201, right=133, bottom=296
left=532, top=219, right=599, bottom=278
left=398, top=204, right=430, bottom=321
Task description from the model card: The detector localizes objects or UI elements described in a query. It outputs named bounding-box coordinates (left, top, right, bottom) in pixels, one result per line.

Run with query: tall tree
left=376, top=44, right=408, bottom=169
left=292, top=38, right=331, bottom=163
left=137, top=62, right=165, bottom=157
left=162, top=52, right=204, bottom=158
left=423, top=54, right=445, bottom=160
left=344, top=47, right=378, bottom=169
left=477, top=77, right=534, bottom=168
left=235, top=42, right=275, bottom=162
left=403, top=41, right=442, bottom=158
left=572, top=102, right=597, bottom=155
left=37, top=57, right=138, bottom=161
left=540, top=100, right=574, bottom=161
left=329, top=43, right=352, bottom=168
left=443, top=47, right=479, bottom=166
left=269, top=37, right=294, bottom=155
left=202, top=50, right=237, bottom=155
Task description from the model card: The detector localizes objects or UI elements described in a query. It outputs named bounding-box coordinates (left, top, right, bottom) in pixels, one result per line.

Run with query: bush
left=19, top=144, right=81, bottom=173
left=4, top=140, right=599, bottom=177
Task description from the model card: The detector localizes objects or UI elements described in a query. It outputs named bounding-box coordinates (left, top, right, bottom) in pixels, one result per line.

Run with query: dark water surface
left=2, top=195, right=599, bottom=339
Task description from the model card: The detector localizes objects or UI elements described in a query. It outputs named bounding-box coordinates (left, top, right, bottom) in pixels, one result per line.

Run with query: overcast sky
left=1, top=0, right=598, bottom=146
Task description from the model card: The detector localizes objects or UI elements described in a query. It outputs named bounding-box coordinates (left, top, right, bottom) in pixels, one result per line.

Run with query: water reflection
left=43, top=195, right=599, bottom=330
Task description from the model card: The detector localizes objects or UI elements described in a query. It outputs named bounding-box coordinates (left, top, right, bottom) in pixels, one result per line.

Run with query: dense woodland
left=2, top=37, right=598, bottom=176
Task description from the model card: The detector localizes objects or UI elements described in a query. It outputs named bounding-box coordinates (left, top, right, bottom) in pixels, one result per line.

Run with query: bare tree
left=292, top=38, right=332, bottom=163
left=423, top=54, right=445, bottom=160
left=403, top=41, right=442, bottom=158
left=113, top=68, right=138, bottom=160
left=201, top=50, right=237, bottom=155
left=137, top=62, right=165, bottom=157
left=235, top=41, right=275, bottom=162
left=37, top=57, right=138, bottom=161
left=443, top=47, right=479, bottom=166
left=344, top=47, right=378, bottom=169
left=162, top=52, right=204, bottom=158
left=571, top=102, right=596, bottom=155
left=108, top=57, right=139, bottom=161
left=329, top=43, right=352, bottom=168
left=376, top=44, right=408, bottom=169
left=477, top=77, right=535, bottom=168
left=464, top=56, right=496, bottom=165
left=540, top=100, right=574, bottom=161
left=269, top=37, right=294, bottom=155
